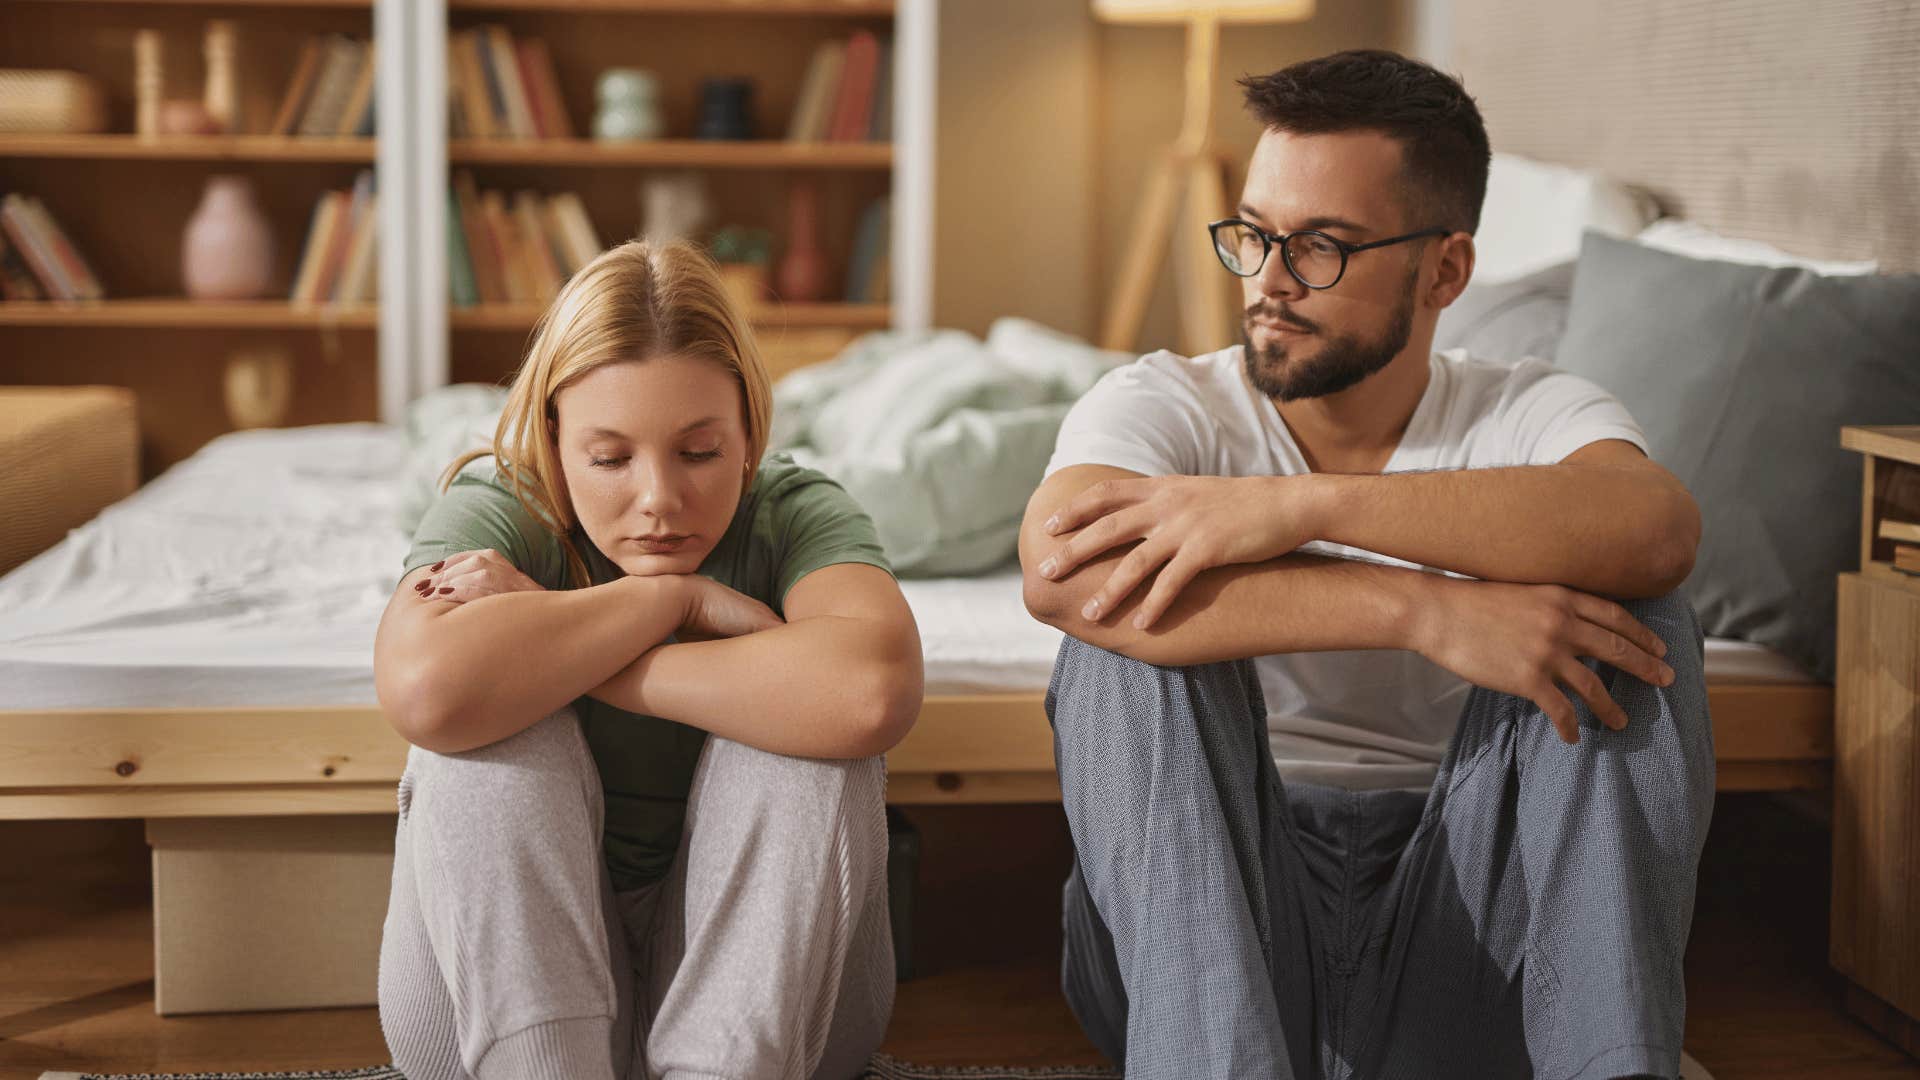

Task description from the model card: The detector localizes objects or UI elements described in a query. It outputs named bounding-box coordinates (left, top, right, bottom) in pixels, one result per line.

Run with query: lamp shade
left=1091, top=0, right=1314, bottom=24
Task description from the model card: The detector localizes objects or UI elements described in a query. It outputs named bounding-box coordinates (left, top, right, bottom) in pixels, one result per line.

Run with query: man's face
left=1235, top=128, right=1427, bottom=403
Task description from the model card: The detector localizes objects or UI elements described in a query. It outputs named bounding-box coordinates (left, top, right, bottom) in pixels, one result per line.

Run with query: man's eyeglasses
left=1208, top=219, right=1450, bottom=290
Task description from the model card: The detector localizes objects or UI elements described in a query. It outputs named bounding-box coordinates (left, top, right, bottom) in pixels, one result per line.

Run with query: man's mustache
left=1245, top=302, right=1317, bottom=334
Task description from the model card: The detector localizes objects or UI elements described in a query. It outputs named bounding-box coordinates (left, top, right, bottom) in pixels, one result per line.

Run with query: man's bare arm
left=1021, top=465, right=1432, bottom=667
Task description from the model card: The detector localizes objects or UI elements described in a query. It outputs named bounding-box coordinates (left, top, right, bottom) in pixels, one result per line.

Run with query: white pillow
left=1474, top=153, right=1658, bottom=285
left=1635, top=219, right=1880, bottom=275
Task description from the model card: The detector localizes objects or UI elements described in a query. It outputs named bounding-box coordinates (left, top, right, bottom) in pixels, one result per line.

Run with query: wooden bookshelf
left=448, top=301, right=889, bottom=332
left=0, top=300, right=378, bottom=330
left=0, top=134, right=375, bottom=163
left=448, top=138, right=890, bottom=169
left=448, top=0, right=894, bottom=15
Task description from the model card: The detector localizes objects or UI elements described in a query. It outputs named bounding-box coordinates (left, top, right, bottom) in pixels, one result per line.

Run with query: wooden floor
left=1, top=795, right=1915, bottom=1079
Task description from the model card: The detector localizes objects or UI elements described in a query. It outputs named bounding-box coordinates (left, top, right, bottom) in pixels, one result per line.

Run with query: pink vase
left=183, top=175, right=274, bottom=300
left=775, top=183, right=830, bottom=303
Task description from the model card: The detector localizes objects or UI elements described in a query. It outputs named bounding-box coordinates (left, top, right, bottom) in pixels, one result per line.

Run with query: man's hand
left=1033, top=475, right=1318, bottom=629
left=1412, top=575, right=1678, bottom=744
left=677, top=575, right=785, bottom=642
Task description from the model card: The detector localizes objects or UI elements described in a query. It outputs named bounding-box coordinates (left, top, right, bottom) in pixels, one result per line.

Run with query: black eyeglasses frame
left=1207, top=218, right=1451, bottom=289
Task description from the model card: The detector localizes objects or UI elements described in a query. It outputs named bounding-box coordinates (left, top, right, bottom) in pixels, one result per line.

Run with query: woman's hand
left=412, top=548, right=545, bottom=604
left=676, top=574, right=785, bottom=641
left=1410, top=575, right=1678, bottom=745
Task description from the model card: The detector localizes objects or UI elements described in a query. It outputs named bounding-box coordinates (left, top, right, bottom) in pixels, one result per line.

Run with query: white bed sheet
left=0, top=424, right=1811, bottom=711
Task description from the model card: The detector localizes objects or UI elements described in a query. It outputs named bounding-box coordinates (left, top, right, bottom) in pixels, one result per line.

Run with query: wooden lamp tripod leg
left=1100, top=148, right=1186, bottom=353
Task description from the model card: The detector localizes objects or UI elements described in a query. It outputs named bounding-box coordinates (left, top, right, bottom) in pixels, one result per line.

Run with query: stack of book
left=0, top=193, right=104, bottom=301
left=1881, top=518, right=1920, bottom=576
left=448, top=26, right=572, bottom=140
left=272, top=35, right=377, bottom=138
left=787, top=31, right=892, bottom=142
left=449, top=172, right=602, bottom=307
left=289, top=170, right=378, bottom=305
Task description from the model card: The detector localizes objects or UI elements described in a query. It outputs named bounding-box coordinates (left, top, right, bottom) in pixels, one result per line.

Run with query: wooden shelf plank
left=449, top=138, right=891, bottom=169
left=0, top=300, right=377, bottom=330
left=34, top=0, right=370, bottom=7
left=450, top=302, right=891, bottom=331
left=0, top=134, right=375, bottom=163
left=448, top=0, right=892, bottom=14
left=1842, top=425, right=1920, bottom=469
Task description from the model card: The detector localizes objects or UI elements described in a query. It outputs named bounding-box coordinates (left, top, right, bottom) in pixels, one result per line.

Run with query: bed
left=0, top=418, right=1833, bottom=823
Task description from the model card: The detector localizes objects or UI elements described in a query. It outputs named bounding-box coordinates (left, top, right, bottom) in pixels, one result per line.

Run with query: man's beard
left=1240, top=286, right=1415, bottom=403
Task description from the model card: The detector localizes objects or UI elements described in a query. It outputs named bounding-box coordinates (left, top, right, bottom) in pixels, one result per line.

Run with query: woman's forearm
left=387, top=574, right=686, bottom=752
left=588, top=614, right=923, bottom=759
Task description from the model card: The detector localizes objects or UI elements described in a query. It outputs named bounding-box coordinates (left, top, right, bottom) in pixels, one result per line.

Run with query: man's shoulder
left=1091, top=345, right=1245, bottom=402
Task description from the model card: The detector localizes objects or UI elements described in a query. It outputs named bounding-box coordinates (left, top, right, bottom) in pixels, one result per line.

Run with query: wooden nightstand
left=1832, top=425, right=1920, bottom=1054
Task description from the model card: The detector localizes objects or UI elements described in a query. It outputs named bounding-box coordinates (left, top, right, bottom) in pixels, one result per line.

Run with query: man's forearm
left=1025, top=547, right=1433, bottom=667
left=1299, top=463, right=1697, bottom=598
left=588, top=615, right=923, bottom=759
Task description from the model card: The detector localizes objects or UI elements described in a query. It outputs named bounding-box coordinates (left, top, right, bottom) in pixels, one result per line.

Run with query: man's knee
left=1045, top=634, right=1264, bottom=749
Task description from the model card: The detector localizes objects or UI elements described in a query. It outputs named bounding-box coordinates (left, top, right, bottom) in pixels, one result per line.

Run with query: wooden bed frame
left=0, top=680, right=1834, bottom=820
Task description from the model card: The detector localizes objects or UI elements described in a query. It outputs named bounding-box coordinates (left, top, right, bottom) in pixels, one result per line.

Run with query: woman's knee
left=404, top=706, right=601, bottom=822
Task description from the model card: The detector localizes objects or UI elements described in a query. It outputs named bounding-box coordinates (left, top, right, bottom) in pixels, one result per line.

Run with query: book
left=1894, top=543, right=1920, bottom=574
left=298, top=37, right=366, bottom=137
left=517, top=38, right=573, bottom=139
left=336, top=41, right=378, bottom=137
left=288, top=193, right=339, bottom=302
left=0, top=195, right=69, bottom=299
left=309, top=189, right=359, bottom=302
left=1878, top=518, right=1920, bottom=544
left=868, top=35, right=893, bottom=141
left=24, top=196, right=103, bottom=300
left=334, top=193, right=379, bottom=303
left=470, top=29, right=511, bottom=138
left=447, top=189, right=479, bottom=307
left=271, top=38, right=324, bottom=137
left=829, top=30, right=880, bottom=142
left=512, top=190, right=562, bottom=300
left=549, top=192, right=602, bottom=276
left=0, top=229, right=45, bottom=301
left=480, top=190, right=529, bottom=303
left=787, top=40, right=845, bottom=142
left=454, top=172, right=504, bottom=303
left=486, top=26, right=538, bottom=139
left=452, top=31, right=496, bottom=139
left=844, top=195, right=890, bottom=303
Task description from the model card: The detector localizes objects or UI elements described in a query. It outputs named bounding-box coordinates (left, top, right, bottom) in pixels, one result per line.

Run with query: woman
left=373, top=239, right=923, bottom=1080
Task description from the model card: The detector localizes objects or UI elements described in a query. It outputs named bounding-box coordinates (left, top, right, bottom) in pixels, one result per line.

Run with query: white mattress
left=0, top=424, right=1811, bottom=711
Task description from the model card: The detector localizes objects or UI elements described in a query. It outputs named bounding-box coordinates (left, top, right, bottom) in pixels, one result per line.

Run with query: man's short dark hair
left=1238, top=49, right=1490, bottom=235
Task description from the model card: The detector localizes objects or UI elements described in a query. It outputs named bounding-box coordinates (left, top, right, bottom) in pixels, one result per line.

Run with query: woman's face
left=553, top=355, right=750, bottom=577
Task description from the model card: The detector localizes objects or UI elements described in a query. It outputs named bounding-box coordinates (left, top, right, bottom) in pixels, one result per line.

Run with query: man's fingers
left=1572, top=593, right=1667, bottom=660
left=1045, top=479, right=1140, bottom=536
left=1560, top=659, right=1627, bottom=731
left=1082, top=543, right=1164, bottom=622
left=1133, top=552, right=1204, bottom=631
left=1572, top=619, right=1673, bottom=689
left=1041, top=509, right=1145, bottom=580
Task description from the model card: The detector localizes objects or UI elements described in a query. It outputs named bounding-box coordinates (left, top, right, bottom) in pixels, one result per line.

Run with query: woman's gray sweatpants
left=376, top=707, right=894, bottom=1080
left=1050, top=590, right=1715, bottom=1080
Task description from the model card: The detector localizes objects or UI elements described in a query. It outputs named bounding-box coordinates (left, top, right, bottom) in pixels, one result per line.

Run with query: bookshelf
left=0, top=0, right=934, bottom=471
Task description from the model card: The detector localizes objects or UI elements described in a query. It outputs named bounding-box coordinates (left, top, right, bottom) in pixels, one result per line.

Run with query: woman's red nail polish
left=438, top=587, right=453, bottom=595
left=430, top=561, right=445, bottom=572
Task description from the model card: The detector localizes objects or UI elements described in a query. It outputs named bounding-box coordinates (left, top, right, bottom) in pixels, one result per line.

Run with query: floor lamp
left=1092, top=0, right=1314, bottom=356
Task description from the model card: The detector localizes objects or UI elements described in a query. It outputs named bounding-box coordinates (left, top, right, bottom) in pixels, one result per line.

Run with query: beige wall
left=935, top=0, right=1407, bottom=349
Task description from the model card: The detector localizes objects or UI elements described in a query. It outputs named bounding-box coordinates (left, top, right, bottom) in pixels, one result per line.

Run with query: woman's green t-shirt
left=401, top=452, right=893, bottom=891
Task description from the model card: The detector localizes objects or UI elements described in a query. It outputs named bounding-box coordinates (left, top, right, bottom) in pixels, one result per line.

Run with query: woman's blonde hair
left=443, top=238, right=773, bottom=588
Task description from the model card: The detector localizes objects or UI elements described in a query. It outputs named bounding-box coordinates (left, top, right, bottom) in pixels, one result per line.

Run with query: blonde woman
left=373, top=239, right=922, bottom=1080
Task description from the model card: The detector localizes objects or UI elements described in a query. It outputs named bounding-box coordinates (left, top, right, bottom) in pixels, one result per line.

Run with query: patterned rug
left=37, top=1056, right=1122, bottom=1080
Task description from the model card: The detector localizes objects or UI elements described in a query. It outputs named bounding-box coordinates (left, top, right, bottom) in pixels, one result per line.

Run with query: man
left=1020, top=50, right=1710, bottom=1080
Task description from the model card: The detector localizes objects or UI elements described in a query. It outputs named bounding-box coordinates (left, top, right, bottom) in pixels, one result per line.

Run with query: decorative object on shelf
left=134, top=29, right=164, bottom=138
left=695, top=77, right=756, bottom=140
left=593, top=68, right=664, bottom=141
left=640, top=172, right=708, bottom=245
left=159, top=100, right=222, bottom=136
left=710, top=225, right=772, bottom=312
left=203, top=19, right=238, bottom=134
left=775, top=182, right=829, bottom=303
left=183, top=176, right=274, bottom=301
left=0, top=70, right=107, bottom=134
left=222, top=347, right=294, bottom=429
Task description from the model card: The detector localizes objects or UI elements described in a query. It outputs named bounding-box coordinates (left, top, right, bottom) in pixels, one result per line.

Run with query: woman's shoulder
left=409, top=458, right=570, bottom=587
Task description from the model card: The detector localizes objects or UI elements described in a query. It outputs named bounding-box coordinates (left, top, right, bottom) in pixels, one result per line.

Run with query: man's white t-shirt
left=1043, top=346, right=1649, bottom=793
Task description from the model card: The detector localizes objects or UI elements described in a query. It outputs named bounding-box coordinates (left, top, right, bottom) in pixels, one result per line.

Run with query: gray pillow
left=1434, top=261, right=1574, bottom=363
left=1557, top=231, right=1920, bottom=681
